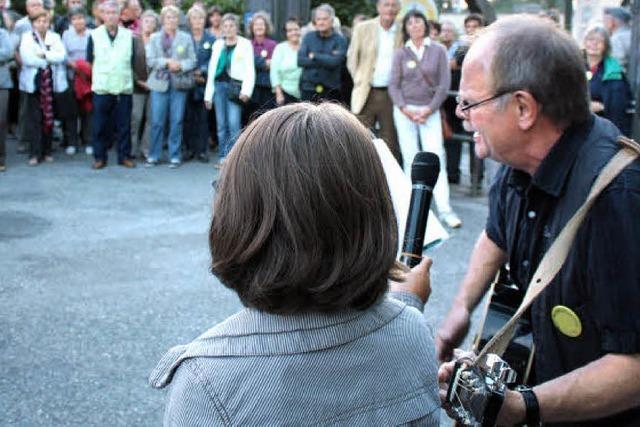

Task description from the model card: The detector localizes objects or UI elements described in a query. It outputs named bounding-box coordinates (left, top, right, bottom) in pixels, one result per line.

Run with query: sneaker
left=44, top=155, right=54, bottom=163
left=213, top=159, right=225, bottom=169
left=168, top=159, right=181, bottom=169
left=85, top=146, right=93, bottom=155
left=145, top=158, right=158, bottom=167
left=440, top=211, right=462, bottom=229
left=0, top=164, right=5, bottom=172
left=28, top=157, right=38, bottom=166
left=196, top=153, right=209, bottom=163
left=65, top=146, right=77, bottom=155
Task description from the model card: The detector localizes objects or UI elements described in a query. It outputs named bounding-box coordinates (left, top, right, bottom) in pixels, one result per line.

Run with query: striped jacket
left=150, top=292, right=440, bottom=426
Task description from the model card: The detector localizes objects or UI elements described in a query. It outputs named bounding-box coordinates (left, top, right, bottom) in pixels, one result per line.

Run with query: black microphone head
left=411, top=152, right=440, bottom=186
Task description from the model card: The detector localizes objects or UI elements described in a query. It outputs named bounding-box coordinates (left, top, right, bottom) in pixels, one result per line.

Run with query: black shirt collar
left=508, top=115, right=595, bottom=197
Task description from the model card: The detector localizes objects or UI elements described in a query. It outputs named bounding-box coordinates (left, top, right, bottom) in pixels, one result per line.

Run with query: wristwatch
left=516, top=386, right=540, bottom=426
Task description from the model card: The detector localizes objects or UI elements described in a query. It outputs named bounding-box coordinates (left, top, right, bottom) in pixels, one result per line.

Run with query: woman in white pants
left=388, top=10, right=461, bottom=228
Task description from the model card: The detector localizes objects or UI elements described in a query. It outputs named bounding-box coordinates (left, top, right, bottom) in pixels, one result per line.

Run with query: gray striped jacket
left=150, top=292, right=440, bottom=426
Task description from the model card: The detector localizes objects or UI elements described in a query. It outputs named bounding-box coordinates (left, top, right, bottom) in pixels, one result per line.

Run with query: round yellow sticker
left=315, top=84, right=324, bottom=94
left=176, top=45, right=185, bottom=54
left=551, top=305, right=582, bottom=338
left=203, top=42, right=210, bottom=49
left=261, top=49, right=268, bottom=58
left=586, top=71, right=593, bottom=81
left=407, top=60, right=417, bottom=69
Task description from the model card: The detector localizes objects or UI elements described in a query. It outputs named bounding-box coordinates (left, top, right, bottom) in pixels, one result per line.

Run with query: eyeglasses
left=456, top=90, right=513, bottom=116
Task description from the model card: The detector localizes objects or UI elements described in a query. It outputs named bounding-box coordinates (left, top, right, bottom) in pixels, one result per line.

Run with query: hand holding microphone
left=391, top=152, right=440, bottom=303
left=400, top=152, right=440, bottom=268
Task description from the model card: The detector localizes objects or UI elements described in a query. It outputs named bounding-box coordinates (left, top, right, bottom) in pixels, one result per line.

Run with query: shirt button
left=528, top=211, right=536, bottom=219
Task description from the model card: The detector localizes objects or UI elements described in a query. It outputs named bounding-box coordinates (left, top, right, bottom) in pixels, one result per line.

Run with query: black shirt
left=297, top=30, right=347, bottom=91
left=486, top=115, right=640, bottom=426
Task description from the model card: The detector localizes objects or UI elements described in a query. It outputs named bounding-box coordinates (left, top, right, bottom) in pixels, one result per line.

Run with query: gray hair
left=248, top=10, right=273, bottom=38
left=583, top=26, right=612, bottom=59
left=186, top=4, right=206, bottom=20
left=312, top=3, right=335, bottom=22
left=377, top=0, right=402, bottom=6
left=222, top=13, right=239, bottom=28
left=100, top=0, right=120, bottom=13
left=26, top=0, right=44, bottom=7
left=140, top=9, right=159, bottom=27
left=480, top=15, right=590, bottom=128
left=160, top=5, right=180, bottom=24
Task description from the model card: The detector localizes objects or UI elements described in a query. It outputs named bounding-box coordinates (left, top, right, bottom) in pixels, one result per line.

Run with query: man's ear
left=513, top=90, right=537, bottom=131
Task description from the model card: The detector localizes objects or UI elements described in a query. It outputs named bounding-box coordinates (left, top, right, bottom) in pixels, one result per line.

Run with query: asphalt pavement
left=0, top=135, right=490, bottom=426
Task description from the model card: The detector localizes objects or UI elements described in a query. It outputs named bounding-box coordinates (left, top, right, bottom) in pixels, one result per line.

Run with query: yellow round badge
left=177, top=45, right=185, bottom=54
left=586, top=71, right=593, bottom=81
left=261, top=49, right=268, bottom=58
left=407, top=60, right=417, bottom=69
left=203, top=42, right=211, bottom=49
left=315, top=84, right=324, bottom=94
left=551, top=305, right=582, bottom=338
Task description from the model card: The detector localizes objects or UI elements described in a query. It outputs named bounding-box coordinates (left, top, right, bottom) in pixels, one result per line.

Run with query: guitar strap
left=477, top=136, right=640, bottom=365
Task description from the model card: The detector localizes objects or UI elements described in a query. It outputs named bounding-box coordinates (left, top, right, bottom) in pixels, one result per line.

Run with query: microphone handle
left=399, top=184, right=433, bottom=268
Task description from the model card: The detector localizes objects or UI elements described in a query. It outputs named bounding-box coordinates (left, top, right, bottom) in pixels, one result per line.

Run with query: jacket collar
left=149, top=297, right=407, bottom=388
left=509, top=115, right=595, bottom=197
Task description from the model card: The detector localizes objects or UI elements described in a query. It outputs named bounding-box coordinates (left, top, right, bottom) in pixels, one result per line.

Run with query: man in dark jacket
left=297, top=3, right=346, bottom=102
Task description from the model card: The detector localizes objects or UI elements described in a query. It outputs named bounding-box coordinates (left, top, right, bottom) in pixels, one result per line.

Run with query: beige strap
left=478, top=138, right=640, bottom=363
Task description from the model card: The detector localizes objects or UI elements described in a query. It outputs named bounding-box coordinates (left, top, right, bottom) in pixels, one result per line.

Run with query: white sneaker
left=440, top=211, right=462, bottom=228
left=65, top=146, right=77, bottom=155
left=85, top=146, right=93, bottom=155
left=168, top=159, right=181, bottom=169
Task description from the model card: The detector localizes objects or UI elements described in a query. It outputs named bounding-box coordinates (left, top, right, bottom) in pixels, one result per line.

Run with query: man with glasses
left=437, top=16, right=640, bottom=425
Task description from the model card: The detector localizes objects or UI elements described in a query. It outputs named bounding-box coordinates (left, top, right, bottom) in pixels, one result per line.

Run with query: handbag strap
left=477, top=136, right=640, bottom=364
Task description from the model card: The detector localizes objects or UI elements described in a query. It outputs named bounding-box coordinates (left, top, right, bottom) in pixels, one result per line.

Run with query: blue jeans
left=149, top=87, right=187, bottom=162
left=213, top=81, right=242, bottom=160
left=91, top=93, right=132, bottom=163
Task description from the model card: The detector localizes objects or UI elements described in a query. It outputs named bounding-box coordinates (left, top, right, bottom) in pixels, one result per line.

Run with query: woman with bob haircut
left=150, top=103, right=440, bottom=426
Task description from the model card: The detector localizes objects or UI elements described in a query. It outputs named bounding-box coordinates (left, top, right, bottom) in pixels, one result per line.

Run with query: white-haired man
left=347, top=0, right=403, bottom=162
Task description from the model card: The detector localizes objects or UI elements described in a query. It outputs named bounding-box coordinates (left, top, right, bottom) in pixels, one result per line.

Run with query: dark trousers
left=244, top=85, right=275, bottom=125
left=357, top=87, right=401, bottom=164
left=24, top=92, right=53, bottom=159
left=0, top=90, right=7, bottom=165
left=300, top=87, right=342, bottom=103
left=91, top=93, right=132, bottom=163
left=183, top=96, right=209, bottom=157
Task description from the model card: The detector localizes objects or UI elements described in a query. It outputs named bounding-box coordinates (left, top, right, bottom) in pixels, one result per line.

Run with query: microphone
left=399, top=152, right=440, bottom=268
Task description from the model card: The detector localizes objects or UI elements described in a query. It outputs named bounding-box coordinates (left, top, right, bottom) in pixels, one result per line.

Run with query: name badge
left=407, top=60, right=417, bottom=69
left=176, top=45, right=185, bottom=55
left=260, top=49, right=268, bottom=58
left=586, top=71, right=593, bottom=81
left=203, top=42, right=210, bottom=50
left=315, top=84, right=324, bottom=94
left=551, top=305, right=582, bottom=338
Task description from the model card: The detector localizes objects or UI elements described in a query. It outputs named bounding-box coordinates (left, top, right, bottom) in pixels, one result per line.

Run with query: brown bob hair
left=210, top=103, right=401, bottom=314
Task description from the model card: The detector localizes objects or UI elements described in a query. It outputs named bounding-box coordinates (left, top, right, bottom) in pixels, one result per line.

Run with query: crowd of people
left=0, top=0, right=635, bottom=226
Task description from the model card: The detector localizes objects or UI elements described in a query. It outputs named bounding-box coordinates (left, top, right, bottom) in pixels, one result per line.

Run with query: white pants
left=393, top=105, right=453, bottom=215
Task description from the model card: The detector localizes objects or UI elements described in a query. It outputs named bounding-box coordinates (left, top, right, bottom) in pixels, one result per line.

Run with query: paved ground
left=0, top=136, right=490, bottom=426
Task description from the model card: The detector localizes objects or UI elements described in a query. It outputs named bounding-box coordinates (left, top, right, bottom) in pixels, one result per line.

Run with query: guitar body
left=473, top=266, right=536, bottom=386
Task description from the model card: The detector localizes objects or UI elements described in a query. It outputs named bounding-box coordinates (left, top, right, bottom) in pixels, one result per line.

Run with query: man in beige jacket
left=347, top=0, right=403, bottom=162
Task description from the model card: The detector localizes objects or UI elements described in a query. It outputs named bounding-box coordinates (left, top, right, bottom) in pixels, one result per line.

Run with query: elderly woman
left=270, top=17, right=302, bottom=105
left=182, top=5, right=214, bottom=162
left=145, top=5, right=196, bottom=168
left=204, top=13, right=254, bottom=168
left=19, top=11, right=73, bottom=166
left=389, top=10, right=461, bottom=229
left=584, top=26, right=632, bottom=136
left=0, top=28, right=11, bottom=172
left=130, top=9, right=157, bottom=160
left=150, top=103, right=440, bottom=425
left=246, top=11, right=276, bottom=119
